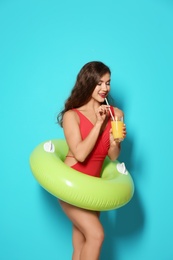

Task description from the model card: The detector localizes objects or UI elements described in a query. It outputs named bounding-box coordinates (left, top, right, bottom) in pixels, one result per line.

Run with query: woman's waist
left=70, top=160, right=104, bottom=177
left=66, top=154, right=106, bottom=161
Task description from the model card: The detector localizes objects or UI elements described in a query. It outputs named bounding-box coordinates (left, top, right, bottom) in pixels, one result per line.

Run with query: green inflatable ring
left=30, top=139, right=134, bottom=211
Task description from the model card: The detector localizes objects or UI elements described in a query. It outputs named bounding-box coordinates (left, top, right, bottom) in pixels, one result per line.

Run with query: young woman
left=57, top=61, right=126, bottom=260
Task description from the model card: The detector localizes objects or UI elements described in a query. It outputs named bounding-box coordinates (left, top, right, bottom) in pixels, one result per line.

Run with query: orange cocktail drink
left=111, top=117, right=124, bottom=142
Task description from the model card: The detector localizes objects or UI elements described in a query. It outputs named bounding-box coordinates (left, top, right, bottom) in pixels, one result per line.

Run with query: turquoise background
left=1, top=0, right=173, bottom=259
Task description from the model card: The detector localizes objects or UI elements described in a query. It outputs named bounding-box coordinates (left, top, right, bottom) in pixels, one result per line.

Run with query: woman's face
left=92, top=73, right=111, bottom=102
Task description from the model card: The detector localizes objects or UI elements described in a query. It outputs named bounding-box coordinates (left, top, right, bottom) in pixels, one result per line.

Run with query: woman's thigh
left=59, top=200, right=103, bottom=238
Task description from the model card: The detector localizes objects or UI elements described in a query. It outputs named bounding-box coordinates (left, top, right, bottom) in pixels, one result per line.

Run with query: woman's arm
left=108, top=107, right=126, bottom=161
left=107, top=135, right=121, bottom=161
left=63, top=105, right=109, bottom=162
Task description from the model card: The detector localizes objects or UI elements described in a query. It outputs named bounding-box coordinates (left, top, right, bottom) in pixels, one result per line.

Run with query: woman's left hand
left=123, top=123, right=127, bottom=139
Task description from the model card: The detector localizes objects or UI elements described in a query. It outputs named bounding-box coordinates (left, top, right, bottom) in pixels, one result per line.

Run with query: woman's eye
left=97, top=81, right=110, bottom=86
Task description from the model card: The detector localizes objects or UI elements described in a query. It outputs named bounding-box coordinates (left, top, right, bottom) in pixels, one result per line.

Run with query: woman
left=57, top=61, right=126, bottom=260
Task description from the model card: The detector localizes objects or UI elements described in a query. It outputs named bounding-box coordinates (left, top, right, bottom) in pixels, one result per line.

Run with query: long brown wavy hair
left=57, top=61, right=112, bottom=127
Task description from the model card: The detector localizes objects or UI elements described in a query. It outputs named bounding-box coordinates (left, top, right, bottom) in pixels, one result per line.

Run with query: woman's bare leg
left=59, top=200, right=104, bottom=260
left=72, top=225, right=85, bottom=260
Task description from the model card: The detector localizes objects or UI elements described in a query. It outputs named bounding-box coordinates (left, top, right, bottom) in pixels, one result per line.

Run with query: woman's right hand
left=95, top=105, right=110, bottom=124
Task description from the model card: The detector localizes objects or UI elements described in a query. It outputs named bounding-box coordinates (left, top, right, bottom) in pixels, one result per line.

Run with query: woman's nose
left=102, top=83, right=108, bottom=90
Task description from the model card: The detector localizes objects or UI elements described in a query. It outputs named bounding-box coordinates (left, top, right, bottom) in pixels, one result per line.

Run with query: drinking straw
left=105, top=98, right=115, bottom=121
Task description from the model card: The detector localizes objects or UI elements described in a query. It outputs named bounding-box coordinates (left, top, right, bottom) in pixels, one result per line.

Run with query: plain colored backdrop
left=1, top=0, right=173, bottom=259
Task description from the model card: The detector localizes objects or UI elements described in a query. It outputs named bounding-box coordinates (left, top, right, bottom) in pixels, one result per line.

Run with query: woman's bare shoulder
left=113, top=107, right=124, bottom=117
left=64, top=109, right=74, bottom=117
left=63, top=109, right=80, bottom=123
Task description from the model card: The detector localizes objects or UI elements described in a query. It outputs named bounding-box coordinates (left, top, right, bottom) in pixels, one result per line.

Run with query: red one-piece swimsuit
left=69, top=107, right=113, bottom=177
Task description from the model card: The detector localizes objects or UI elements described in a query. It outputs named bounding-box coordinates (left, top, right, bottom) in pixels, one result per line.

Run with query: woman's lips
left=99, top=93, right=107, bottom=98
